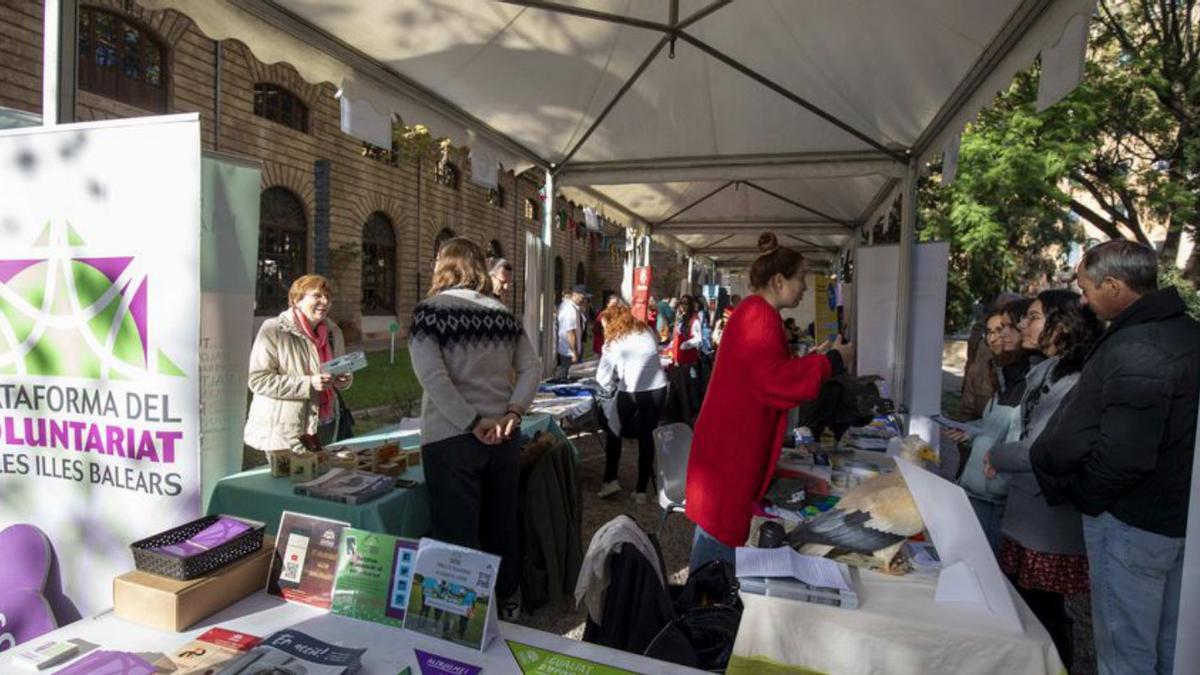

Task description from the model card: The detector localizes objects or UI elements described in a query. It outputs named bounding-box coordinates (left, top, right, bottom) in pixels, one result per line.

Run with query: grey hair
left=1081, top=240, right=1158, bottom=295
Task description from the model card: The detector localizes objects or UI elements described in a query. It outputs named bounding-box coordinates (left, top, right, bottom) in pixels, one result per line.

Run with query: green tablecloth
left=207, top=414, right=570, bottom=536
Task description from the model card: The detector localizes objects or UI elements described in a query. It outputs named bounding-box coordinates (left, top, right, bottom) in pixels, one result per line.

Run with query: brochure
left=56, top=651, right=157, bottom=675
left=148, top=517, right=252, bottom=558
left=293, top=468, right=395, bottom=505
left=332, top=528, right=420, bottom=627
left=507, top=641, right=637, bottom=675
left=214, top=629, right=365, bottom=674
left=403, top=539, right=501, bottom=651
left=322, top=351, right=368, bottom=376
left=413, top=649, right=482, bottom=675
left=266, top=511, right=349, bottom=609
left=154, top=628, right=261, bottom=674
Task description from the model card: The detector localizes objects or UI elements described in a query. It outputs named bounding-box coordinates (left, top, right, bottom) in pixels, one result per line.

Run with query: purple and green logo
left=0, top=221, right=184, bottom=379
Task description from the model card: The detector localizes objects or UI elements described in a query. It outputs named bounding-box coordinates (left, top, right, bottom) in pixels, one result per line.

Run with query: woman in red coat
left=686, top=233, right=851, bottom=571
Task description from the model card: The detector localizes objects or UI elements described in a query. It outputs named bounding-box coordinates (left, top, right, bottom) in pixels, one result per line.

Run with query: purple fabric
left=0, top=524, right=51, bottom=591
left=0, top=589, right=58, bottom=650
left=149, top=517, right=251, bottom=558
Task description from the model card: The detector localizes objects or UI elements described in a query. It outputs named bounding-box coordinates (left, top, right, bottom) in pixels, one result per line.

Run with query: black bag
left=796, top=374, right=893, bottom=440
left=643, top=560, right=743, bottom=672
left=334, top=390, right=355, bottom=441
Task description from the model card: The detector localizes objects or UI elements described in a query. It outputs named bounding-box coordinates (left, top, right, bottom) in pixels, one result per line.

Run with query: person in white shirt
left=595, top=303, right=668, bottom=502
left=555, top=285, right=589, bottom=378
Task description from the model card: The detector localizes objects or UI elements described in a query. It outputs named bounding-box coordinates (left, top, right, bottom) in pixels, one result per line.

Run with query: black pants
left=603, top=387, right=667, bottom=492
left=1013, top=580, right=1074, bottom=671
left=423, top=433, right=522, bottom=599
left=555, top=353, right=573, bottom=379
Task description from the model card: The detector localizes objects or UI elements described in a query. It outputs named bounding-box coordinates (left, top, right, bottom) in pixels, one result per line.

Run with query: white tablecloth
left=729, top=569, right=1066, bottom=675
left=0, top=592, right=706, bottom=674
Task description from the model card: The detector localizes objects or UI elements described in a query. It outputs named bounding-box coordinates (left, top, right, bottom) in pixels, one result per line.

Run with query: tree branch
left=1069, top=198, right=1127, bottom=241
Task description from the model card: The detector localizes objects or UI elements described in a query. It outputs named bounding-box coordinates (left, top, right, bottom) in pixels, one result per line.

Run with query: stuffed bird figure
left=784, top=436, right=937, bottom=573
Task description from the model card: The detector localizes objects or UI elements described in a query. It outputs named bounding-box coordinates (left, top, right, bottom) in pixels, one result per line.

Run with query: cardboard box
left=113, top=536, right=274, bottom=631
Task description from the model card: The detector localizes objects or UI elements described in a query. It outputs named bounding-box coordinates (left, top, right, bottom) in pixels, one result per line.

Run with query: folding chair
left=652, top=422, right=692, bottom=536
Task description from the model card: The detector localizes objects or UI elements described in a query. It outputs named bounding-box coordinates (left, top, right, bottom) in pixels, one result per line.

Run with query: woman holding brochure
left=986, top=290, right=1101, bottom=671
left=950, top=303, right=1030, bottom=554
left=244, top=274, right=352, bottom=461
left=409, top=237, right=541, bottom=620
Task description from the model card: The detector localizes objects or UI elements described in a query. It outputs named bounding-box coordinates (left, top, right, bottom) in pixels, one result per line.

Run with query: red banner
left=631, top=266, right=652, bottom=322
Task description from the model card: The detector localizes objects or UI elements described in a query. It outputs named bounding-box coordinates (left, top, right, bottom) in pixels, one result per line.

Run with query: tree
left=917, top=1, right=1200, bottom=330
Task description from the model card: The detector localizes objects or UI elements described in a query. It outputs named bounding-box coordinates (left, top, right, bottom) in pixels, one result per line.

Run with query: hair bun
left=758, top=232, right=780, bottom=255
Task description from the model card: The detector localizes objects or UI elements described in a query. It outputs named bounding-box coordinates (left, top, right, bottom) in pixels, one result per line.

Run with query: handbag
left=334, top=389, right=355, bottom=441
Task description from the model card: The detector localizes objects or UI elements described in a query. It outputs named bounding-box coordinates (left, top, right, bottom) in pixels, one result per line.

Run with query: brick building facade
left=0, top=0, right=628, bottom=345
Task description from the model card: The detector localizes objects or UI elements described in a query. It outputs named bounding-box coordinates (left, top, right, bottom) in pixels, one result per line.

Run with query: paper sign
left=507, top=641, right=637, bottom=675
left=266, top=511, right=349, bottom=610
left=895, top=458, right=1023, bottom=634
left=332, top=528, right=420, bottom=627
left=414, top=649, right=483, bottom=675
left=404, top=539, right=501, bottom=651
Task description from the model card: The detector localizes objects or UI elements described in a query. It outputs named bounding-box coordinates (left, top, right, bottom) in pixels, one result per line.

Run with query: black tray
left=130, top=514, right=265, bottom=580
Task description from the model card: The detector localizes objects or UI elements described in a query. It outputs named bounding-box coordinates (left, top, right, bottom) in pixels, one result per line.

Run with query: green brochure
left=331, top=528, right=419, bottom=627
left=506, top=640, right=637, bottom=675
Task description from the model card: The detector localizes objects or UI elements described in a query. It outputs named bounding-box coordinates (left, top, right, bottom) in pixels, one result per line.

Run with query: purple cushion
left=0, top=589, right=58, bottom=651
left=0, top=525, right=51, bottom=592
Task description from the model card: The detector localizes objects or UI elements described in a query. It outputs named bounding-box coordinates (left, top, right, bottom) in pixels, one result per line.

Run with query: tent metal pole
left=675, top=32, right=906, bottom=163
left=848, top=233, right=859, bottom=365
left=496, top=0, right=672, bottom=32
left=892, top=160, right=918, bottom=411
left=742, top=181, right=856, bottom=230
left=542, top=168, right=557, bottom=377
left=42, top=0, right=78, bottom=126
left=555, top=37, right=669, bottom=172
left=675, top=0, right=733, bottom=32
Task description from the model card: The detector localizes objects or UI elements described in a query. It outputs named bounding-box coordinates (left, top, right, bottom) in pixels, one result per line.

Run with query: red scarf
left=294, top=309, right=334, bottom=422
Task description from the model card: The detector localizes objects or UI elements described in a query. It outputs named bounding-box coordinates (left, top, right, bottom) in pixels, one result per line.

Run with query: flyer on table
left=332, top=527, right=419, bottom=627
left=266, top=511, right=348, bottom=609
left=403, top=539, right=500, bottom=651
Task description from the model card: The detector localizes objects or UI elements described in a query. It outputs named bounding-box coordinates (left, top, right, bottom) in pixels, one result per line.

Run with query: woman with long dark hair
left=686, top=233, right=851, bottom=571
left=987, top=289, right=1102, bottom=670
left=409, top=237, right=541, bottom=618
left=595, top=303, right=668, bottom=502
left=666, top=294, right=703, bottom=424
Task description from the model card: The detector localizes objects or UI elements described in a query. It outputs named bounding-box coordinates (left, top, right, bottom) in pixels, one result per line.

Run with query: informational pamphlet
left=213, top=629, right=364, bottom=674
left=403, top=539, right=501, bottom=651
left=265, top=511, right=348, bottom=610
left=507, top=641, right=636, bottom=675
left=322, top=351, right=368, bottom=376
left=154, top=628, right=261, bottom=674
left=332, top=528, right=420, bottom=627
left=413, top=649, right=482, bottom=675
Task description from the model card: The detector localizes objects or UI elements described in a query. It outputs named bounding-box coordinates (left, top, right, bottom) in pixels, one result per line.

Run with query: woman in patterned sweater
left=409, top=237, right=541, bottom=617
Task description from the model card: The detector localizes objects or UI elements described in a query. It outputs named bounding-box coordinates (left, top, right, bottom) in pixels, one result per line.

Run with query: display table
left=0, top=592, right=707, bottom=674
left=727, top=568, right=1066, bottom=675
left=207, top=415, right=571, bottom=536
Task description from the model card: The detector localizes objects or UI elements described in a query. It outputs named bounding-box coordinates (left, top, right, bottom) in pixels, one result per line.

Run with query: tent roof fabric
left=142, top=0, right=1096, bottom=264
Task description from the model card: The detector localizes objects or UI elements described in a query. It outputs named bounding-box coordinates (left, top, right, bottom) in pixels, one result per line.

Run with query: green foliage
left=1160, top=266, right=1200, bottom=320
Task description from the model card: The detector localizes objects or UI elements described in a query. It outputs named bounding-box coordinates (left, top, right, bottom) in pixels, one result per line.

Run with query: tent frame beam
left=655, top=180, right=736, bottom=227
left=742, top=181, right=856, bottom=230
left=556, top=150, right=902, bottom=185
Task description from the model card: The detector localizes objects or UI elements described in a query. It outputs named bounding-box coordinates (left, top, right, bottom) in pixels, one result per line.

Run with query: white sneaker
left=633, top=491, right=647, bottom=504
left=598, top=481, right=621, bottom=499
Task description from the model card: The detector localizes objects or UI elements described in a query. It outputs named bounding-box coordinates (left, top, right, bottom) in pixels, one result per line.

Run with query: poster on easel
left=403, top=539, right=501, bottom=651
left=630, top=267, right=652, bottom=322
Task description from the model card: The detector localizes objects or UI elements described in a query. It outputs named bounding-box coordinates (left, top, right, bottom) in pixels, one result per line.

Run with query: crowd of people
left=950, top=240, right=1198, bottom=674
left=241, top=232, right=1195, bottom=675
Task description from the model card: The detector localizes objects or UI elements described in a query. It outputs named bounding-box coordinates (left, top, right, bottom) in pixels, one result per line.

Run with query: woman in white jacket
left=243, top=275, right=352, bottom=462
left=595, top=303, right=668, bottom=502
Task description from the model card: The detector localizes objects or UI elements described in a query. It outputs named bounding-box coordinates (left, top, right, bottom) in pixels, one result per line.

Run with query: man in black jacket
left=1031, top=240, right=1198, bottom=675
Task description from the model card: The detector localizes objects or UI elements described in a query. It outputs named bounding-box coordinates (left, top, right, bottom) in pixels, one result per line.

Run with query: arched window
left=524, top=198, right=539, bottom=222
left=576, top=262, right=586, bottom=286
left=488, top=239, right=504, bottom=259
left=554, top=256, right=564, bottom=300
left=253, top=83, right=309, bottom=133
left=433, top=227, right=456, bottom=260
left=361, top=212, right=396, bottom=315
left=78, top=7, right=168, bottom=112
left=256, top=187, right=307, bottom=315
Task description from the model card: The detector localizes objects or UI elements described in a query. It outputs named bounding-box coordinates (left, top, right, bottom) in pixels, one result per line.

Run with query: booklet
left=332, top=528, right=420, bottom=627
left=403, top=539, right=501, bottom=651
left=154, top=628, right=262, bottom=674
left=293, top=468, right=395, bottom=505
left=214, top=629, right=364, bottom=674
left=266, top=511, right=349, bottom=610
left=507, top=641, right=637, bottom=675
left=322, top=351, right=368, bottom=376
